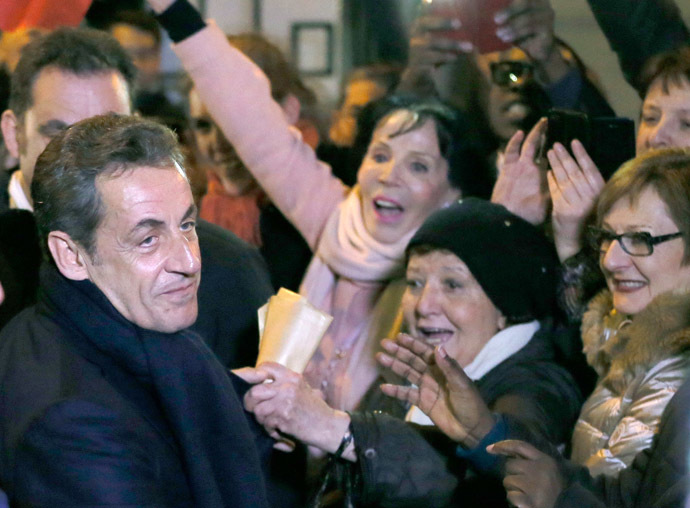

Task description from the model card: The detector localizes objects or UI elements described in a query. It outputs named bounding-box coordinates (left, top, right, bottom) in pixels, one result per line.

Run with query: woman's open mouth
left=416, top=326, right=453, bottom=346
left=373, top=197, right=404, bottom=224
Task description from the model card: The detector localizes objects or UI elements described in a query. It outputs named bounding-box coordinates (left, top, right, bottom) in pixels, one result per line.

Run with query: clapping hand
left=546, top=140, right=604, bottom=261
left=377, top=333, right=495, bottom=448
left=492, top=117, right=549, bottom=225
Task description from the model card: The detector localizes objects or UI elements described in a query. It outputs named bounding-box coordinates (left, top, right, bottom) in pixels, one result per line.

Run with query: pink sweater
left=175, top=24, right=405, bottom=410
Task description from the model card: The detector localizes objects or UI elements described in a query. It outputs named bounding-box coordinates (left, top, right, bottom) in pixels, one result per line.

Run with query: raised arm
left=151, top=0, right=348, bottom=249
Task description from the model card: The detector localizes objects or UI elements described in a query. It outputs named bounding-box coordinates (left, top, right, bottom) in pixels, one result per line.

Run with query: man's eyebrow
left=129, top=205, right=197, bottom=237
left=130, top=218, right=165, bottom=235
left=38, top=120, right=69, bottom=137
left=182, top=204, right=198, bottom=222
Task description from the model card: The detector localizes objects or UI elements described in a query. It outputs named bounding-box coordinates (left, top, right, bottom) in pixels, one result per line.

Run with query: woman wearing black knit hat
left=239, top=198, right=582, bottom=507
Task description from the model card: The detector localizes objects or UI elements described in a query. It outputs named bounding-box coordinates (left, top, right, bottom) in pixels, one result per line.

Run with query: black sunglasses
left=490, top=61, right=534, bottom=88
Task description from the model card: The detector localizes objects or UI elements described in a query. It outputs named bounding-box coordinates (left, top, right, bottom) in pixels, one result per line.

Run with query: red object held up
left=0, top=0, right=93, bottom=31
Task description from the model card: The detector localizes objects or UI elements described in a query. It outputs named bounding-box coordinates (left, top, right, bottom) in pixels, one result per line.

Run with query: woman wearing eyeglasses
left=566, top=147, right=690, bottom=478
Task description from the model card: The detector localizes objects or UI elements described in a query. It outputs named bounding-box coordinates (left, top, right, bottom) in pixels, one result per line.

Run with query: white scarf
left=8, top=171, right=33, bottom=212
left=406, top=320, right=540, bottom=425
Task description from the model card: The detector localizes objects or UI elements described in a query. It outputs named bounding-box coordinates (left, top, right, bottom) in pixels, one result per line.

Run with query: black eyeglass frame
left=489, top=61, right=534, bottom=88
left=587, top=226, right=684, bottom=257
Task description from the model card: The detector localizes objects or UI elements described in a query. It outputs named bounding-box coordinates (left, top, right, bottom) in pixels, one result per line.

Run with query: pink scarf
left=300, top=186, right=413, bottom=410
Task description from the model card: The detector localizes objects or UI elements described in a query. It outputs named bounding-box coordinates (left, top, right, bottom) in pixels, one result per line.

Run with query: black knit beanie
left=406, top=198, right=559, bottom=322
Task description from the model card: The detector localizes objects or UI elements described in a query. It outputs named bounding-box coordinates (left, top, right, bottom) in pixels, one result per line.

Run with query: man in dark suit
left=0, top=27, right=272, bottom=368
left=0, top=114, right=272, bottom=507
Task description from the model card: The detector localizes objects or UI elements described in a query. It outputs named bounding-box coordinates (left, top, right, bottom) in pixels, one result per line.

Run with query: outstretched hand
left=377, top=334, right=495, bottom=448
left=488, top=440, right=564, bottom=508
left=547, top=140, right=604, bottom=262
left=492, top=118, right=549, bottom=225
left=241, top=362, right=350, bottom=454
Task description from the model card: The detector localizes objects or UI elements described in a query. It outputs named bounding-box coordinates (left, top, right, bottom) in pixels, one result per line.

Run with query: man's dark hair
left=107, top=9, right=162, bottom=47
left=9, top=27, right=137, bottom=119
left=32, top=114, right=186, bottom=262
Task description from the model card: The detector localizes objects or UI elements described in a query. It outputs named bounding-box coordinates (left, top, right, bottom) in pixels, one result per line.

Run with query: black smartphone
left=546, top=109, right=635, bottom=181
left=588, top=117, right=636, bottom=180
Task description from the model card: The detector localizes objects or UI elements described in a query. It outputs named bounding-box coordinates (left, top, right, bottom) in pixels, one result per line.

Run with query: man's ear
left=47, top=231, right=90, bottom=281
left=280, top=93, right=301, bottom=126
left=1, top=109, right=21, bottom=159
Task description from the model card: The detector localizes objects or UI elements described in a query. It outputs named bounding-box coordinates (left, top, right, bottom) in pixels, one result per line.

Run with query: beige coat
left=571, top=290, right=690, bottom=477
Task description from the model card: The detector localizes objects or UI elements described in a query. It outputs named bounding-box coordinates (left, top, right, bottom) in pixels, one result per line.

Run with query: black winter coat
left=345, top=323, right=583, bottom=507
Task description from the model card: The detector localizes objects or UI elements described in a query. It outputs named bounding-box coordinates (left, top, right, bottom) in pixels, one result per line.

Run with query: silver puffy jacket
left=570, top=290, right=690, bottom=477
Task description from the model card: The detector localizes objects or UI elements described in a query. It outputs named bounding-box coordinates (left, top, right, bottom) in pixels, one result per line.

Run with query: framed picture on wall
left=291, top=22, right=333, bottom=76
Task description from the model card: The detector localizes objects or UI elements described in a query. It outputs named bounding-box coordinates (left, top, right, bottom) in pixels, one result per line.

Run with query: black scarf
left=39, top=265, right=270, bottom=508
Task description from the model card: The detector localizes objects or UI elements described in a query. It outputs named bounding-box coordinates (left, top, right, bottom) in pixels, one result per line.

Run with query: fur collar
left=582, top=289, right=690, bottom=393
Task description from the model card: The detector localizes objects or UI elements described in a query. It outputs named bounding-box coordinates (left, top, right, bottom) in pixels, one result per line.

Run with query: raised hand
left=488, top=440, right=564, bottom=508
left=408, top=14, right=474, bottom=69
left=491, top=117, right=549, bottom=225
left=242, top=362, right=351, bottom=455
left=546, top=139, right=604, bottom=261
left=377, top=334, right=495, bottom=448
left=494, top=0, right=570, bottom=84
left=495, top=0, right=555, bottom=61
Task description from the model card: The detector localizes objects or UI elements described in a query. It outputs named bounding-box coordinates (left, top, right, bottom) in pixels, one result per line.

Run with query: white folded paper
left=256, top=288, right=333, bottom=373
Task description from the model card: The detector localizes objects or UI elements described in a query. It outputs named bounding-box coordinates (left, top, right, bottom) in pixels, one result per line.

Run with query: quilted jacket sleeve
left=574, top=355, right=690, bottom=477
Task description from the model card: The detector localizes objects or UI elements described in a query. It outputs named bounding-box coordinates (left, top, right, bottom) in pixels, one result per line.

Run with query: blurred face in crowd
left=188, top=87, right=256, bottom=196
left=478, top=47, right=544, bottom=143
left=0, top=282, right=4, bottom=306
left=599, top=186, right=690, bottom=315
left=357, top=110, right=460, bottom=244
left=75, top=166, right=201, bottom=333
left=1, top=67, right=131, bottom=205
left=636, top=77, right=690, bottom=154
left=403, top=249, right=506, bottom=367
left=329, top=78, right=387, bottom=147
left=110, top=23, right=161, bottom=90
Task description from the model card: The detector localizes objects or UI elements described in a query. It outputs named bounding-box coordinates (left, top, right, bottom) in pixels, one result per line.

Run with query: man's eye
left=181, top=221, right=196, bottom=232
left=140, top=236, right=157, bottom=247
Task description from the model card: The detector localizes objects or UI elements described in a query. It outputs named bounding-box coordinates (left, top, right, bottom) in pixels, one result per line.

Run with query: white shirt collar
left=8, top=171, right=33, bottom=212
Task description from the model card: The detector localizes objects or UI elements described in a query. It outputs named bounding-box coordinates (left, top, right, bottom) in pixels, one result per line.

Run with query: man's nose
left=169, top=234, right=201, bottom=275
